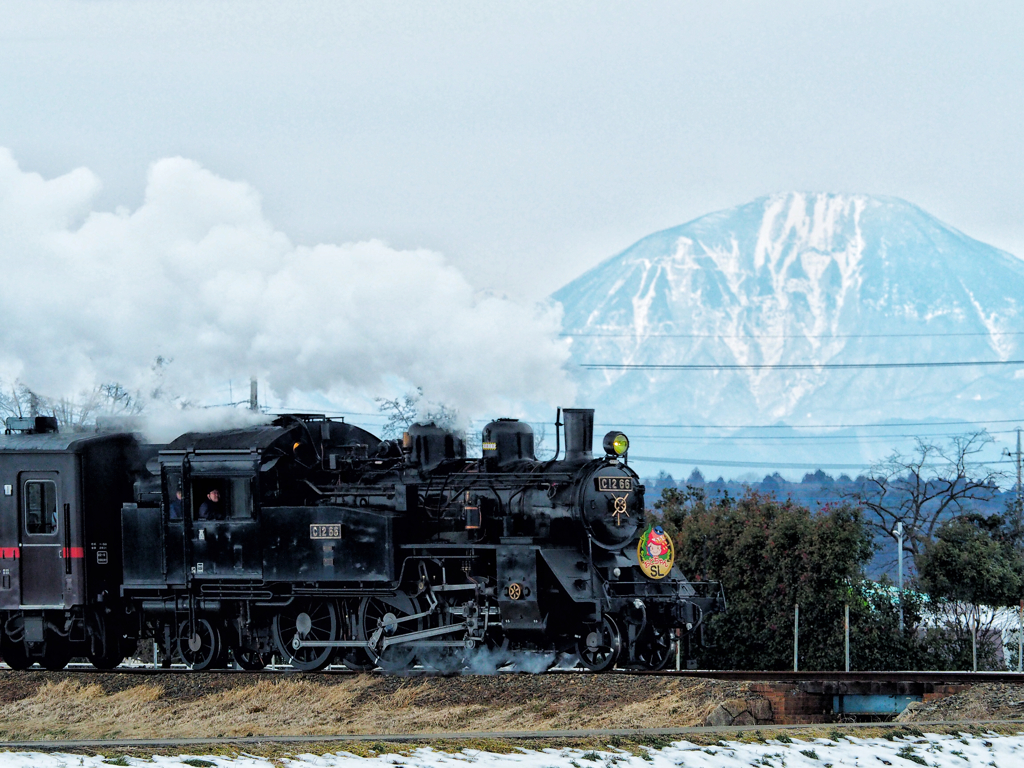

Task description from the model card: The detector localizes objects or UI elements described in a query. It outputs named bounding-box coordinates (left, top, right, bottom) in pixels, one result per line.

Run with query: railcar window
left=24, top=480, right=57, bottom=535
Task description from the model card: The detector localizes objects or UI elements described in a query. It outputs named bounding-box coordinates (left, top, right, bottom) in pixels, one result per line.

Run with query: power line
left=275, top=411, right=1024, bottom=435
left=629, top=455, right=871, bottom=470
left=596, top=417, right=1024, bottom=430
left=584, top=359, right=1024, bottom=371
left=263, top=408, right=1024, bottom=439
left=563, top=330, right=1024, bottom=339
left=629, top=455, right=1017, bottom=471
left=623, top=429, right=1023, bottom=443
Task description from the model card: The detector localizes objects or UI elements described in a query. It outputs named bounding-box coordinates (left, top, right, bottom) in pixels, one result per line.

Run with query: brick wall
left=747, top=681, right=971, bottom=724
left=751, top=682, right=831, bottom=724
left=923, top=684, right=968, bottom=702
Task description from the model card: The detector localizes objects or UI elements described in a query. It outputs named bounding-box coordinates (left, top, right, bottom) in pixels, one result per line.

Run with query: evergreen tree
left=656, top=489, right=925, bottom=670
left=915, top=512, right=1024, bottom=670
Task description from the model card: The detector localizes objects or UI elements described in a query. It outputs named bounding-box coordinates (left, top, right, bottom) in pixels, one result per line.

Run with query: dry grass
left=0, top=680, right=167, bottom=740
left=0, top=674, right=759, bottom=741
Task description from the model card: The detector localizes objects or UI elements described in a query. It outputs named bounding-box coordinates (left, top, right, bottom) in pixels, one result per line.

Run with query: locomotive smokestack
left=562, top=408, right=594, bottom=462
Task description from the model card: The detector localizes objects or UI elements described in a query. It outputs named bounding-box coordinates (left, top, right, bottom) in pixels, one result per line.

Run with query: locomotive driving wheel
left=177, top=618, right=221, bottom=670
left=633, top=625, right=675, bottom=671
left=232, top=646, right=267, bottom=671
left=337, top=599, right=375, bottom=671
left=576, top=615, right=622, bottom=672
left=358, top=594, right=422, bottom=672
left=272, top=599, right=339, bottom=671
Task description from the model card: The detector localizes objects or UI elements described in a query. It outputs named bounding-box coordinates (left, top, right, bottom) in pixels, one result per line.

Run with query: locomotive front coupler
left=670, top=599, right=699, bottom=631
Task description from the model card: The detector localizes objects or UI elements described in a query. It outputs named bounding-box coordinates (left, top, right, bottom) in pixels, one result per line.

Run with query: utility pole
left=793, top=603, right=799, bottom=672
left=249, top=377, right=259, bottom=412
left=896, top=521, right=904, bottom=633
left=1017, top=428, right=1022, bottom=514
left=1003, top=429, right=1022, bottom=531
left=1016, top=428, right=1022, bottom=529
left=845, top=602, right=850, bottom=672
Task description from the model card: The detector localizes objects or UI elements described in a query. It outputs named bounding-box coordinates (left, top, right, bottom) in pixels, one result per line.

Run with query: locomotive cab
left=120, top=416, right=401, bottom=670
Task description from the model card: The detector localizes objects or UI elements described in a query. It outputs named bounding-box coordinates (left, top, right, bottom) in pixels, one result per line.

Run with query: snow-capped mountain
left=552, top=193, right=1024, bottom=473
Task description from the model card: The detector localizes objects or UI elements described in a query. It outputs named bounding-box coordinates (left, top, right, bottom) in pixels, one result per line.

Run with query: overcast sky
left=2, top=1, right=1022, bottom=302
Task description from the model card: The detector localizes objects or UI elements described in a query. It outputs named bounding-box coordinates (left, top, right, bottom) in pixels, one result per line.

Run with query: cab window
left=165, top=471, right=184, bottom=522
left=228, top=477, right=253, bottom=519
left=24, top=480, right=57, bottom=535
left=191, top=477, right=254, bottom=521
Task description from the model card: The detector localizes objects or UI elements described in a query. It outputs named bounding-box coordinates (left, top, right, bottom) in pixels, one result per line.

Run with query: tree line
left=0, top=358, right=187, bottom=431
left=652, top=431, right=1024, bottom=671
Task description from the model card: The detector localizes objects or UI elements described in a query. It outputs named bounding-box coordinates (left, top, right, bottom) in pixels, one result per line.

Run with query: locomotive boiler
left=0, top=408, right=724, bottom=672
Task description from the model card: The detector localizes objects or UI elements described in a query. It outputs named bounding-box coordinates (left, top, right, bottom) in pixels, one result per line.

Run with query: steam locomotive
left=0, top=408, right=723, bottom=672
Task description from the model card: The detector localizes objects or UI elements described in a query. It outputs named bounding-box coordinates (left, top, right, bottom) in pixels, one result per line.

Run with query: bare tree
left=375, top=388, right=478, bottom=451
left=847, top=431, right=1004, bottom=573
left=0, top=382, right=36, bottom=422
left=0, top=379, right=144, bottom=432
left=533, top=422, right=552, bottom=460
left=375, top=390, right=422, bottom=440
left=47, top=383, right=144, bottom=430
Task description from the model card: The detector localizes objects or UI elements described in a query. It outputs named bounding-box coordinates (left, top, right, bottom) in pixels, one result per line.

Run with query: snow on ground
left=0, top=732, right=1022, bottom=768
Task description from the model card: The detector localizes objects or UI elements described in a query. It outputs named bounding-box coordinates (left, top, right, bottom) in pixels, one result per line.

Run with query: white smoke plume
left=0, top=149, right=573, bottom=425
left=417, top=645, right=568, bottom=675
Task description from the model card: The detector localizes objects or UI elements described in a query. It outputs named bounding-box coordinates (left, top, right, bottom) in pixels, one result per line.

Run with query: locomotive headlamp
left=603, top=431, right=629, bottom=456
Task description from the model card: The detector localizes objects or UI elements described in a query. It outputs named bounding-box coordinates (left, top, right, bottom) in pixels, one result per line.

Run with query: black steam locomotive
left=0, top=409, right=723, bottom=672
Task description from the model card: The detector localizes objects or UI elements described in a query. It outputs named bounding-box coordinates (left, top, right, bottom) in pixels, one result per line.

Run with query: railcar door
left=19, top=472, right=65, bottom=607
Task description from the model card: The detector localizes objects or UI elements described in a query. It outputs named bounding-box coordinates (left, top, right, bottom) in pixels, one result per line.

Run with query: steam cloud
left=0, top=149, right=573, bottom=421
left=415, top=646, right=569, bottom=675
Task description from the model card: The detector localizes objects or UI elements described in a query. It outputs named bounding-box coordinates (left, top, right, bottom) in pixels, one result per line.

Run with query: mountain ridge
left=551, top=192, right=1024, bottom=470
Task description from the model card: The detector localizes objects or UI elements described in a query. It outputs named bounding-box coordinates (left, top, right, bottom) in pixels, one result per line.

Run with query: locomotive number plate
left=310, top=524, right=342, bottom=539
left=597, top=477, right=632, bottom=493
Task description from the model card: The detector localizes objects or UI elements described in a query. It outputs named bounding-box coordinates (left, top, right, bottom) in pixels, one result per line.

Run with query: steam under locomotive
left=0, top=408, right=724, bottom=672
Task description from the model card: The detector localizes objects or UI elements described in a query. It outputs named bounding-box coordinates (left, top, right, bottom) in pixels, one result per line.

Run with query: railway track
left=31, top=663, right=1024, bottom=685
left=651, top=670, right=1024, bottom=684
left=1, top=720, right=1023, bottom=751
